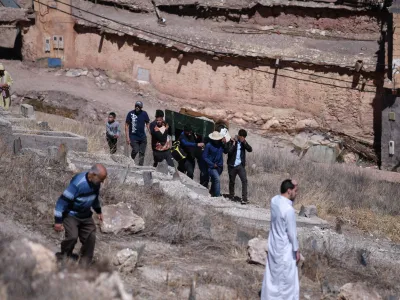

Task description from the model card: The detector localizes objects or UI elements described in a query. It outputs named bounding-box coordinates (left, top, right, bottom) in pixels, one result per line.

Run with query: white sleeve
left=286, top=208, right=299, bottom=252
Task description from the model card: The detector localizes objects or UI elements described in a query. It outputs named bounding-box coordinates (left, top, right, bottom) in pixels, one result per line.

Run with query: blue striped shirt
left=54, top=172, right=102, bottom=224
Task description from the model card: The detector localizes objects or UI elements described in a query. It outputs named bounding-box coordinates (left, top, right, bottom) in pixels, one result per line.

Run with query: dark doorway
left=0, top=30, right=22, bottom=60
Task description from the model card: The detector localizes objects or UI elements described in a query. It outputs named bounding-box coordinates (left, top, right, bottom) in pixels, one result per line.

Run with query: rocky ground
left=1, top=60, right=400, bottom=299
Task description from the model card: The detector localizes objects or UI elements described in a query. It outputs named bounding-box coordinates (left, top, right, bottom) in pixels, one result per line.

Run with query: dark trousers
left=106, top=136, right=118, bottom=154
left=153, top=150, right=174, bottom=168
left=228, top=164, right=248, bottom=201
left=198, top=158, right=209, bottom=188
left=130, top=139, right=147, bottom=166
left=61, top=215, right=96, bottom=265
left=178, top=158, right=196, bottom=179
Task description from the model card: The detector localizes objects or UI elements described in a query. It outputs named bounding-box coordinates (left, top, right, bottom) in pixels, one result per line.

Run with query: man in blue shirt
left=202, top=131, right=226, bottom=197
left=125, top=101, right=150, bottom=166
left=54, top=164, right=107, bottom=265
left=225, top=129, right=252, bottom=204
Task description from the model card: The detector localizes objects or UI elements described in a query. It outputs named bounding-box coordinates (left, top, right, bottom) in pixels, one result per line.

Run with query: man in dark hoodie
left=125, top=101, right=150, bottom=166
left=178, top=124, right=204, bottom=179
left=225, top=129, right=252, bottom=204
left=150, top=110, right=174, bottom=167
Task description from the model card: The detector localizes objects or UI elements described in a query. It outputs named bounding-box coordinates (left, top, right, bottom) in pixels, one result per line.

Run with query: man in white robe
left=261, top=179, right=300, bottom=300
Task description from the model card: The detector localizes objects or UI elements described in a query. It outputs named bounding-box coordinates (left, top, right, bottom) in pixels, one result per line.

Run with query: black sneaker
left=241, top=199, right=249, bottom=205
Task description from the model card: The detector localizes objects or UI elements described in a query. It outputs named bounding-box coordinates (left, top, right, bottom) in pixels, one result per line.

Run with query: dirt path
left=5, top=60, right=165, bottom=118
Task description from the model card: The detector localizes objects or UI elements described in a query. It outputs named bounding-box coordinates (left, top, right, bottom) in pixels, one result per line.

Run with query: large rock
left=338, top=282, right=382, bottom=300
left=299, top=205, right=318, bottom=218
left=232, top=117, right=247, bottom=125
left=261, top=118, right=279, bottom=130
left=7, top=239, right=57, bottom=276
left=293, top=132, right=310, bottom=149
left=101, top=202, right=145, bottom=234
left=113, top=248, right=138, bottom=274
left=296, top=119, right=318, bottom=129
left=305, top=145, right=338, bottom=163
left=247, top=237, right=268, bottom=265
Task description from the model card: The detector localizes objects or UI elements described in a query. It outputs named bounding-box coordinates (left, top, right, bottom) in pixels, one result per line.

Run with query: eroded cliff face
left=20, top=0, right=386, bottom=142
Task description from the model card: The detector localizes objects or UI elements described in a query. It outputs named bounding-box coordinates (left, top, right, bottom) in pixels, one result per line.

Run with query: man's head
left=0, top=64, right=4, bottom=77
left=184, top=124, right=193, bottom=136
left=238, top=129, right=247, bottom=143
left=280, top=179, right=298, bottom=201
left=88, top=164, right=108, bottom=186
left=155, top=110, right=164, bottom=127
left=135, top=101, right=143, bottom=112
left=108, top=112, right=116, bottom=123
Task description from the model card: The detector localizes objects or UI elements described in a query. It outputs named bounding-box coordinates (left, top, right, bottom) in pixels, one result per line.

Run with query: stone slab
left=20, top=104, right=34, bottom=118
left=12, top=129, right=87, bottom=152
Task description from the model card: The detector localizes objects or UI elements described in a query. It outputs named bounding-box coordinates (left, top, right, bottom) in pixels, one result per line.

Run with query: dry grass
left=221, top=144, right=400, bottom=241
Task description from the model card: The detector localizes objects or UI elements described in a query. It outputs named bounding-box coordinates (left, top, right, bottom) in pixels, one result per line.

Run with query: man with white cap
left=202, top=131, right=226, bottom=197
left=125, top=101, right=150, bottom=166
left=0, top=64, right=13, bottom=110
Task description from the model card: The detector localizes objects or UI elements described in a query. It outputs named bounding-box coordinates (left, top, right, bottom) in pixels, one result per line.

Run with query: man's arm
left=224, top=140, right=235, bottom=154
left=6, top=72, right=13, bottom=87
left=286, top=208, right=300, bottom=260
left=180, top=135, right=197, bottom=148
left=202, top=144, right=214, bottom=168
left=125, top=122, right=130, bottom=144
left=54, top=182, right=78, bottom=225
left=91, top=193, right=103, bottom=221
left=116, top=122, right=121, bottom=137
left=243, top=141, right=253, bottom=152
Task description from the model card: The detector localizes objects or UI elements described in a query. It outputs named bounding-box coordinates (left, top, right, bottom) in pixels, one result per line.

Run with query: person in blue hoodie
left=54, top=164, right=107, bottom=265
left=202, top=131, right=226, bottom=197
left=178, top=124, right=204, bottom=179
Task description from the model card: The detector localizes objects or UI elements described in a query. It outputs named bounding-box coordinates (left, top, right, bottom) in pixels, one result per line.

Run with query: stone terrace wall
left=68, top=31, right=380, bottom=140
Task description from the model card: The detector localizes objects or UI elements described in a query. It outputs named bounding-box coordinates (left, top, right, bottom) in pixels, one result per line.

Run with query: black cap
left=155, top=110, right=164, bottom=118
left=184, top=124, right=193, bottom=132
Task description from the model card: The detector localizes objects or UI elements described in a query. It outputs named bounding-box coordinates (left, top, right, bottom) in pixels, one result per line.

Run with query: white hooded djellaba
left=261, top=195, right=299, bottom=300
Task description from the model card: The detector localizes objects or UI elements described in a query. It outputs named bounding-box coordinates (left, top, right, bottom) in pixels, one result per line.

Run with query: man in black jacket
left=150, top=110, right=174, bottom=167
left=225, top=129, right=252, bottom=204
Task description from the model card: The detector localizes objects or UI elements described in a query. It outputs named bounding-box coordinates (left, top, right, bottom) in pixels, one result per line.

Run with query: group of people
left=105, top=101, right=253, bottom=204
left=54, top=162, right=301, bottom=299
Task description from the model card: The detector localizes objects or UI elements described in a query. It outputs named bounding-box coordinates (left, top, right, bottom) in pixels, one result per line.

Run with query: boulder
left=247, top=237, right=268, bottom=265
left=202, top=108, right=226, bottom=119
left=244, top=111, right=254, bottom=117
left=299, top=205, right=318, bottom=218
left=338, top=282, right=382, bottom=300
left=101, top=202, right=145, bottom=234
left=113, top=248, right=138, bottom=274
left=25, top=240, right=57, bottom=276
left=243, top=115, right=256, bottom=122
left=309, top=134, right=325, bottom=144
left=108, top=78, right=117, bottom=84
left=305, top=145, right=338, bottom=163
left=293, top=132, right=310, bottom=149
left=232, top=117, right=247, bottom=125
left=343, top=152, right=359, bottom=164
left=234, top=112, right=244, bottom=118
left=92, top=70, right=100, bottom=77
left=256, top=119, right=265, bottom=126
left=296, top=119, right=318, bottom=129
left=66, top=69, right=82, bottom=77
left=261, top=118, right=279, bottom=130
left=260, top=114, right=271, bottom=121
left=6, top=239, right=57, bottom=276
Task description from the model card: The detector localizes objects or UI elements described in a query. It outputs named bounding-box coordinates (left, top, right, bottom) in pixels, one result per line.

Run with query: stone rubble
left=100, top=202, right=145, bottom=234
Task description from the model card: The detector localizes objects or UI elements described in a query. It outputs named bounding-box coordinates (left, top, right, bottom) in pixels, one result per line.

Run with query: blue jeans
left=209, top=168, right=222, bottom=197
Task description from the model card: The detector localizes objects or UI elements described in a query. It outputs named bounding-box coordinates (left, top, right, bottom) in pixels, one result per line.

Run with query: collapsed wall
left=19, top=0, right=386, bottom=143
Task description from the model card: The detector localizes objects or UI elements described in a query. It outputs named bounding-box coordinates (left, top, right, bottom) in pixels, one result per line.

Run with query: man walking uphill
left=150, top=109, right=174, bottom=167
left=225, top=129, right=252, bottom=205
left=202, top=131, right=226, bottom=197
left=125, top=101, right=150, bottom=166
left=261, top=179, right=300, bottom=300
left=54, top=164, right=107, bottom=266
